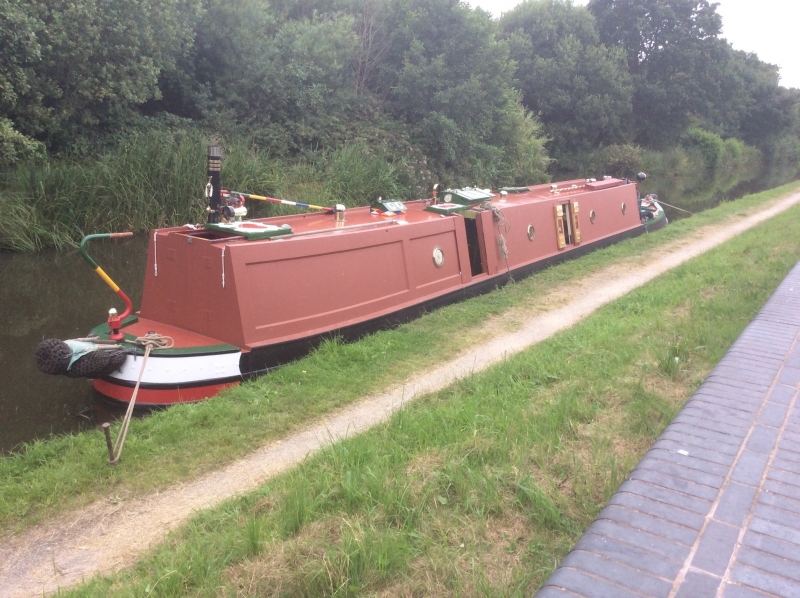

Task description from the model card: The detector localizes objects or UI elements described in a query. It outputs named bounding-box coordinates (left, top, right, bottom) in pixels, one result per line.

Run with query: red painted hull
left=93, top=378, right=239, bottom=406
left=91, top=178, right=662, bottom=405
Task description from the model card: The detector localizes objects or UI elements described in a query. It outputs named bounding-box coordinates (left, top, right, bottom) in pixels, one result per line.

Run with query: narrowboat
left=36, top=147, right=666, bottom=405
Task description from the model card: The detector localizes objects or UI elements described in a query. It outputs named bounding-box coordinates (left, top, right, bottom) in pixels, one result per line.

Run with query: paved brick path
left=537, top=263, right=800, bottom=597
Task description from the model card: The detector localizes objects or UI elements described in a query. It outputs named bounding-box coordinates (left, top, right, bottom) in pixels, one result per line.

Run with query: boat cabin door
left=555, top=202, right=581, bottom=249
left=464, top=216, right=486, bottom=276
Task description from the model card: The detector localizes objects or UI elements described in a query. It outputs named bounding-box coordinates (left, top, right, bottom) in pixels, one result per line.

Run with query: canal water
left=0, top=236, right=147, bottom=454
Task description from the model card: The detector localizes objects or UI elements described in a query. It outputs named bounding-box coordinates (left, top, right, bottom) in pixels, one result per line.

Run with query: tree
left=588, top=0, right=721, bottom=75
left=588, top=0, right=723, bottom=146
left=730, top=52, right=795, bottom=145
left=0, top=0, right=45, bottom=164
left=375, top=0, right=547, bottom=182
left=1, top=0, right=202, bottom=149
left=501, top=0, right=633, bottom=160
left=0, top=0, right=41, bottom=122
left=352, top=0, right=392, bottom=96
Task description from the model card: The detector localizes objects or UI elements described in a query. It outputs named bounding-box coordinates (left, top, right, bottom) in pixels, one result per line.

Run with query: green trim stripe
left=89, top=318, right=239, bottom=355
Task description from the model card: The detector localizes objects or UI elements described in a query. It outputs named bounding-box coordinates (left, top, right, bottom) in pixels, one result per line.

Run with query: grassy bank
left=3, top=126, right=795, bottom=252
left=0, top=182, right=798, bottom=537
left=582, top=130, right=775, bottom=215
left=0, top=130, right=412, bottom=252
left=60, top=181, right=800, bottom=596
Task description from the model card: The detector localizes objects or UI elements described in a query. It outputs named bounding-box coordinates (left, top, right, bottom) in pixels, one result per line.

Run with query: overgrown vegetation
left=59, top=184, right=800, bottom=597
left=0, top=130, right=414, bottom=251
left=588, top=130, right=764, bottom=213
left=1, top=181, right=798, bottom=535
left=1, top=0, right=798, bottom=250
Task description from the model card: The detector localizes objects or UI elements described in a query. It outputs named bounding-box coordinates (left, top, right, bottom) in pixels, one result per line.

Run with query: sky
left=468, top=0, right=800, bottom=89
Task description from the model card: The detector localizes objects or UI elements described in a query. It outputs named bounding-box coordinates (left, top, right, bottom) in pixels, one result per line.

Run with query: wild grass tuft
left=323, top=143, right=406, bottom=206
left=278, top=475, right=312, bottom=538
left=244, top=516, right=266, bottom=556
left=0, top=130, right=238, bottom=250
left=658, top=338, right=690, bottom=380
left=514, top=476, right=574, bottom=533
left=626, top=383, right=680, bottom=436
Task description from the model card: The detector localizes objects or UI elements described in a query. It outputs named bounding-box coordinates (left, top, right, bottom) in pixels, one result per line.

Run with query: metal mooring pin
left=101, top=423, right=117, bottom=465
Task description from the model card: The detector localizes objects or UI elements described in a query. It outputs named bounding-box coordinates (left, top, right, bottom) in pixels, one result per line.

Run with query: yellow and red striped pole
left=223, top=190, right=334, bottom=213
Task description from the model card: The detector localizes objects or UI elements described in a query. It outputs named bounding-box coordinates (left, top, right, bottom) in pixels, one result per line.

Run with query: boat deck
left=101, top=317, right=237, bottom=351
left=537, top=261, right=800, bottom=598
left=220, top=178, right=599, bottom=239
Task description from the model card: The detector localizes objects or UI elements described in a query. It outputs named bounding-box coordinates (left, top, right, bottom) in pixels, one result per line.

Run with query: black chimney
left=207, top=145, right=222, bottom=223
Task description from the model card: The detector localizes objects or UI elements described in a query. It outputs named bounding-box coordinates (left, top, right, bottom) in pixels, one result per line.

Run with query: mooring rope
left=108, top=332, right=173, bottom=465
left=480, top=201, right=514, bottom=281
left=654, top=199, right=694, bottom=215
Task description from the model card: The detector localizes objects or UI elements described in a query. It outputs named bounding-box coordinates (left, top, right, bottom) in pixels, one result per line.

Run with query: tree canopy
left=501, top=0, right=633, bottom=159
left=0, top=0, right=797, bottom=183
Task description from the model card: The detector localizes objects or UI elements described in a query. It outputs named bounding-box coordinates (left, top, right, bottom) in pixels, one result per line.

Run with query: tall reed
left=0, top=131, right=283, bottom=251
left=0, top=133, right=413, bottom=251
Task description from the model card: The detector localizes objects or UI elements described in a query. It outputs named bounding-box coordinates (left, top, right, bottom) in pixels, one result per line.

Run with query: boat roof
left=163, top=177, right=630, bottom=244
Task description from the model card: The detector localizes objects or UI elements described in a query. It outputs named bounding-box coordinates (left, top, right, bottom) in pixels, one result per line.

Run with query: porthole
left=621, top=202, right=627, bottom=215
left=527, top=224, right=535, bottom=241
left=432, top=246, right=444, bottom=268
left=590, top=210, right=596, bottom=224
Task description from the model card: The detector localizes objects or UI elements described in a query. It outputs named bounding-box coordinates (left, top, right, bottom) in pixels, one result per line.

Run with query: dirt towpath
left=3, top=192, right=800, bottom=598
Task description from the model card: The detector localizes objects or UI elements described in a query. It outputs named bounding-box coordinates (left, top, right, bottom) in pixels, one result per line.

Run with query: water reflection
left=0, top=235, right=147, bottom=454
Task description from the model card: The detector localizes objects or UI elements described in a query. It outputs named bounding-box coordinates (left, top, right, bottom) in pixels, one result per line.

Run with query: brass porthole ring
left=590, top=210, right=596, bottom=224
left=621, top=202, right=627, bottom=215
left=432, top=246, right=444, bottom=268
left=527, top=224, right=535, bottom=241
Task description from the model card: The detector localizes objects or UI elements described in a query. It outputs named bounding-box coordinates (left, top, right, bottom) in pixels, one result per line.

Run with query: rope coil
left=132, top=332, right=174, bottom=353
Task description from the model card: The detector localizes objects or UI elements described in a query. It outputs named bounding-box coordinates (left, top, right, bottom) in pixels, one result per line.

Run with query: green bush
left=589, top=144, right=643, bottom=178
left=762, top=134, right=800, bottom=184
left=497, top=105, right=551, bottom=186
left=0, top=119, right=43, bottom=169
left=585, top=135, right=766, bottom=213
left=682, top=128, right=724, bottom=174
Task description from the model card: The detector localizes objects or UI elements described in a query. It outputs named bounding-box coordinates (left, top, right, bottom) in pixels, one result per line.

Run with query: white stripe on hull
left=106, top=352, right=242, bottom=385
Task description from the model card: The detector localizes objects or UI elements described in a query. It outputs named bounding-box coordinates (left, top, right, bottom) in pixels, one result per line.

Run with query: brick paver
left=536, top=263, right=800, bottom=597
